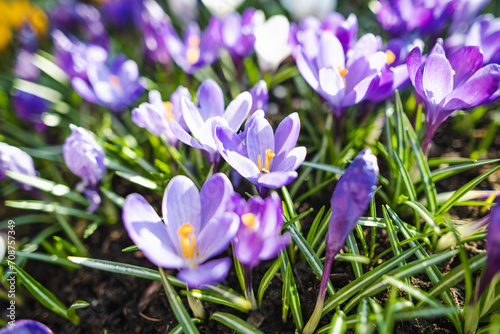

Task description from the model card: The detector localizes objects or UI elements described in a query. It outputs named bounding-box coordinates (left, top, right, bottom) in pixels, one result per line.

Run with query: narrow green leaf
left=68, top=300, right=89, bottom=310
left=392, top=149, right=417, bottom=201
left=282, top=208, right=313, bottom=230
left=430, top=159, right=500, bottom=183
left=122, top=245, right=139, bottom=252
left=8, top=261, right=78, bottom=323
left=233, top=253, right=246, bottom=295
left=184, top=289, right=250, bottom=313
left=16, top=251, right=80, bottom=268
left=5, top=200, right=100, bottom=221
left=329, top=310, right=346, bottom=334
left=403, top=201, right=441, bottom=234
left=306, top=206, right=325, bottom=245
left=159, top=267, right=199, bottom=334
left=280, top=251, right=304, bottom=330
left=346, top=233, right=363, bottom=278
left=301, top=161, right=344, bottom=175
left=210, top=312, right=264, bottom=334
left=115, top=171, right=160, bottom=190
left=168, top=319, right=203, bottom=334
left=257, top=257, right=280, bottom=306
left=436, top=165, right=500, bottom=216
left=67, top=257, right=185, bottom=288
left=356, top=299, right=372, bottom=334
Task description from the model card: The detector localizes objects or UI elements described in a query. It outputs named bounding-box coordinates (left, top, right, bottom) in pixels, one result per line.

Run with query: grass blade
left=210, top=312, right=265, bottom=334
left=257, top=257, right=280, bottom=306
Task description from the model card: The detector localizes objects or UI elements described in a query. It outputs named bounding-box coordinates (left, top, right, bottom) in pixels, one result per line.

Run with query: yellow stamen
left=258, top=149, right=275, bottom=174
left=323, top=29, right=333, bottom=35
left=338, top=66, right=349, bottom=79
left=110, top=75, right=120, bottom=86
left=385, top=50, right=396, bottom=65
left=178, top=223, right=196, bottom=259
left=164, top=101, right=175, bottom=122
left=452, top=69, right=456, bottom=76
left=241, top=213, right=256, bottom=228
left=186, top=35, right=201, bottom=64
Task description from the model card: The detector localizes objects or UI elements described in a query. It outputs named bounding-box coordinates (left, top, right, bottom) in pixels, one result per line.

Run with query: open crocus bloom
left=295, top=31, right=385, bottom=118
left=132, top=87, right=190, bottom=146
left=170, top=79, right=252, bottom=165
left=230, top=192, right=291, bottom=268
left=407, top=40, right=500, bottom=153
left=72, top=55, right=146, bottom=113
left=215, top=111, right=306, bottom=196
left=123, top=174, right=239, bottom=288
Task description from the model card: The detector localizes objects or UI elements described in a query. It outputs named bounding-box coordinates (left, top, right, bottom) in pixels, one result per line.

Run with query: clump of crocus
left=62, top=124, right=105, bottom=213
left=132, top=87, right=191, bottom=146
left=71, top=54, right=146, bottom=113
left=230, top=192, right=291, bottom=307
left=303, top=148, right=379, bottom=334
left=0, top=319, right=53, bottom=333
left=0, top=142, right=37, bottom=191
left=169, top=79, right=252, bottom=165
left=123, top=174, right=239, bottom=288
left=478, top=199, right=500, bottom=298
left=407, top=39, right=500, bottom=153
left=215, top=111, right=306, bottom=196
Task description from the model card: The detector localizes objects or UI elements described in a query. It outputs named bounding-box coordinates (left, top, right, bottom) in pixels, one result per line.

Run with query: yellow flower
left=0, top=22, right=12, bottom=51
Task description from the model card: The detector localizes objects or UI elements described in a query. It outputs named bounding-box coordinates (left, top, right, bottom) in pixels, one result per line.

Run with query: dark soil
left=2, top=117, right=499, bottom=333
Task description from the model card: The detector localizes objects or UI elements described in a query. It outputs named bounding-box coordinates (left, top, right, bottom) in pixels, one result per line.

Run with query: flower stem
left=244, top=266, right=258, bottom=310
left=187, top=289, right=206, bottom=320
left=302, top=248, right=335, bottom=334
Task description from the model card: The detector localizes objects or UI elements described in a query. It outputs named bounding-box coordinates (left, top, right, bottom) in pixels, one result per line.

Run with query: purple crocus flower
left=14, top=49, right=40, bottom=82
left=141, top=0, right=173, bottom=65
left=221, top=8, right=262, bottom=66
left=169, top=79, right=252, bottom=165
left=62, top=124, right=105, bottom=213
left=295, top=31, right=385, bottom=119
left=248, top=80, right=268, bottom=115
left=215, top=111, right=306, bottom=196
left=132, top=87, right=191, bottom=146
left=98, top=0, right=143, bottom=29
left=123, top=174, right=239, bottom=288
left=231, top=192, right=291, bottom=268
left=52, top=30, right=108, bottom=82
left=374, top=0, right=456, bottom=38
left=0, top=319, right=53, bottom=334
left=18, top=23, right=38, bottom=53
left=445, top=14, right=500, bottom=66
left=12, top=90, right=49, bottom=131
left=303, top=148, right=378, bottom=334
left=450, top=0, right=491, bottom=32
left=165, top=17, right=222, bottom=74
left=0, top=142, right=37, bottom=191
left=407, top=40, right=500, bottom=153
left=478, top=199, right=500, bottom=298
left=50, top=0, right=109, bottom=48
left=71, top=55, right=146, bottom=113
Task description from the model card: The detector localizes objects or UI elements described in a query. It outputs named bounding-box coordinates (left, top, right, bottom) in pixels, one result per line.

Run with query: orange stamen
left=178, top=223, right=196, bottom=259
left=164, top=101, right=175, bottom=121
left=241, top=213, right=256, bottom=228
left=385, top=50, right=396, bottom=65
left=110, top=75, right=120, bottom=86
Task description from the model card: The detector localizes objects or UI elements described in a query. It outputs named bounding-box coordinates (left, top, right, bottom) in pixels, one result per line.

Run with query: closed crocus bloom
left=165, top=17, right=222, bottom=74
left=71, top=55, right=146, bottom=113
left=254, top=15, right=291, bottom=73
left=478, top=199, right=500, bottom=297
left=123, top=174, right=239, bottom=288
left=132, top=87, right=190, bottom=146
left=0, top=142, right=37, bottom=191
left=0, top=319, right=53, bottom=333
left=304, top=148, right=378, bottom=334
left=295, top=31, right=385, bottom=119
left=231, top=192, right=291, bottom=268
left=248, top=80, right=268, bottom=115
left=63, top=124, right=105, bottom=212
left=215, top=111, right=306, bottom=196
left=170, top=79, right=251, bottom=165
left=407, top=40, right=500, bottom=153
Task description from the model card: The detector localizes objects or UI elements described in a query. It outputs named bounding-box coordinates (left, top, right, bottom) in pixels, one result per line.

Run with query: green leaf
left=184, top=288, right=250, bottom=313
left=168, top=319, right=204, bottom=334
left=115, top=171, right=160, bottom=190
left=282, top=208, right=313, bottom=230
left=285, top=225, right=335, bottom=296
left=430, top=159, right=500, bottom=183
left=210, top=312, right=265, bottom=334
left=16, top=251, right=80, bottom=269
left=280, top=251, right=303, bottom=330
left=8, top=261, right=79, bottom=323
left=436, top=165, right=500, bottom=216
left=329, top=310, right=347, bottom=334
left=257, top=257, right=280, bottom=306
left=67, top=257, right=185, bottom=288
left=122, top=245, right=139, bottom=252
left=403, top=201, right=441, bottom=234
left=5, top=171, right=86, bottom=204
left=5, top=200, right=100, bottom=221
left=306, top=206, right=325, bottom=245
left=301, top=161, right=344, bottom=175
left=159, top=267, right=200, bottom=334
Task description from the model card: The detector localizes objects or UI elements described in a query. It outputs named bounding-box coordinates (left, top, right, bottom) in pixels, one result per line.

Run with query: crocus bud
left=62, top=124, right=105, bottom=212
left=248, top=80, right=268, bottom=115
left=304, top=148, right=378, bottom=334
left=478, top=199, right=500, bottom=297
left=326, top=148, right=379, bottom=254
left=0, top=142, right=37, bottom=191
